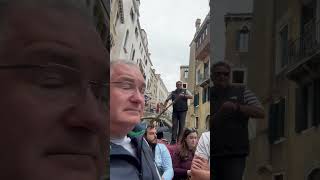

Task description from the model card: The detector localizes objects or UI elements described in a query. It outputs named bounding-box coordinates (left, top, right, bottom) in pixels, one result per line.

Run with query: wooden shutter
left=194, top=94, right=199, bottom=107
left=202, top=88, right=206, bottom=103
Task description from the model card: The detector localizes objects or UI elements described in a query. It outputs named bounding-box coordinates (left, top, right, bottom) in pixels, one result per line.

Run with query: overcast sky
left=139, top=0, right=210, bottom=92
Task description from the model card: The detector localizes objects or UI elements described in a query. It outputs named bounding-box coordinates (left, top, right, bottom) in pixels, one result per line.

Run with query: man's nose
left=130, top=89, right=144, bottom=103
left=64, top=87, right=106, bottom=134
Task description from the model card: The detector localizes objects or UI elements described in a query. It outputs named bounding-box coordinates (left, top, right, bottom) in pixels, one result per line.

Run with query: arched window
left=237, top=26, right=250, bottom=52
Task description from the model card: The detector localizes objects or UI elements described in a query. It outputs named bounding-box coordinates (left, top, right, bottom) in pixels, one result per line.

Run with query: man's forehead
left=148, top=128, right=157, bottom=132
left=213, top=66, right=230, bottom=72
left=112, top=64, right=144, bottom=80
left=1, top=5, right=106, bottom=67
left=7, top=7, right=93, bottom=41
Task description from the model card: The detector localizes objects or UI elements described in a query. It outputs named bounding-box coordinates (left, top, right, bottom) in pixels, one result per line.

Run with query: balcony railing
left=195, top=33, right=210, bottom=60
left=288, top=19, right=320, bottom=67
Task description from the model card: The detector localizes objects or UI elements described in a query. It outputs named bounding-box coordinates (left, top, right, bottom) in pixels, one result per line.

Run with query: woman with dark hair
left=172, top=128, right=198, bottom=180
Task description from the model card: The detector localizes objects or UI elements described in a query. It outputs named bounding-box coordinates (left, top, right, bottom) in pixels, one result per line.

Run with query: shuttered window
left=202, top=87, right=210, bottom=104
left=295, top=80, right=319, bottom=133
left=194, top=93, right=199, bottom=107
left=268, top=98, right=285, bottom=143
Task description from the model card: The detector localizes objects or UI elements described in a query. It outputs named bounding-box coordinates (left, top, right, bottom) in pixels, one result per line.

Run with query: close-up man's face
left=212, top=65, right=230, bottom=88
left=110, top=63, right=145, bottom=137
left=0, top=4, right=108, bottom=180
left=146, top=127, right=157, bottom=145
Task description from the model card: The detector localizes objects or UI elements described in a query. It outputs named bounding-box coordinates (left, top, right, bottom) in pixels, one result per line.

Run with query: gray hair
left=211, top=61, right=231, bottom=72
left=110, top=59, right=141, bottom=77
left=110, top=59, right=138, bottom=67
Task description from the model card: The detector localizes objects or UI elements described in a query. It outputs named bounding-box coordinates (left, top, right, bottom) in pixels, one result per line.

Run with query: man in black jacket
left=110, top=60, right=160, bottom=180
left=211, top=61, right=265, bottom=180
left=164, top=81, right=193, bottom=144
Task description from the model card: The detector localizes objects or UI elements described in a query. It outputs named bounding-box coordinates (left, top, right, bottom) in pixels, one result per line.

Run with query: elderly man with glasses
left=109, top=60, right=160, bottom=180
left=0, top=0, right=108, bottom=180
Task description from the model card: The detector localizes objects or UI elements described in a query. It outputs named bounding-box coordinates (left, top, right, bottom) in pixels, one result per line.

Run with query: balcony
left=195, top=29, right=210, bottom=61
left=287, top=19, right=320, bottom=81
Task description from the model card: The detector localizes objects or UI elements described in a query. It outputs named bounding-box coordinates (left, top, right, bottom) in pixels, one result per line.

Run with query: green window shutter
left=202, top=88, right=208, bottom=103
left=278, top=98, right=285, bottom=138
left=194, top=94, right=199, bottom=107
left=268, top=104, right=277, bottom=143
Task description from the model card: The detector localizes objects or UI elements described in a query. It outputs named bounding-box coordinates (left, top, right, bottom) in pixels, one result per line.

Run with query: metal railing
left=288, top=19, right=320, bottom=66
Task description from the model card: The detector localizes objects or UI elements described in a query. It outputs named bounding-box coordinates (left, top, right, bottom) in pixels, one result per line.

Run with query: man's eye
left=140, top=87, right=146, bottom=94
left=120, top=82, right=133, bottom=89
left=37, top=74, right=67, bottom=88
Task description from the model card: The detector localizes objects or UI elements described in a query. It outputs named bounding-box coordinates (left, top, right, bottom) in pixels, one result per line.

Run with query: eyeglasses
left=110, top=81, right=145, bottom=95
left=213, top=72, right=230, bottom=77
left=0, top=63, right=108, bottom=111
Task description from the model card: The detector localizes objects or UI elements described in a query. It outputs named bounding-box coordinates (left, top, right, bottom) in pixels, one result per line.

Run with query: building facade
left=244, top=0, right=320, bottom=180
left=110, top=0, right=169, bottom=116
left=146, top=68, right=158, bottom=113
left=186, top=14, right=210, bottom=133
left=186, top=40, right=197, bottom=129
left=93, top=0, right=110, bottom=49
left=110, top=0, right=152, bottom=84
left=224, top=13, right=252, bottom=86
left=156, top=74, right=170, bottom=115
left=180, top=65, right=189, bottom=89
left=210, top=0, right=253, bottom=65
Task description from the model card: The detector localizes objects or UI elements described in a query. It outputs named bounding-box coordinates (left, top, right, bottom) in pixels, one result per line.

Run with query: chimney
left=195, top=18, right=201, bottom=31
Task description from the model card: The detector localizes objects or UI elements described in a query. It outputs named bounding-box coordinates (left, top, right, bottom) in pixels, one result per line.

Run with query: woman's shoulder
left=171, top=145, right=182, bottom=155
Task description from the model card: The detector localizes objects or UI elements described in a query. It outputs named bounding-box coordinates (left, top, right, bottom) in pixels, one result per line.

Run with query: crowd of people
left=0, top=0, right=266, bottom=179
left=133, top=120, right=211, bottom=180
left=109, top=59, right=265, bottom=180
left=109, top=59, right=211, bottom=180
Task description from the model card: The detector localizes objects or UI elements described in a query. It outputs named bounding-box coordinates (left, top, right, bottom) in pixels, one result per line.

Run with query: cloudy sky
left=139, top=0, right=210, bottom=92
